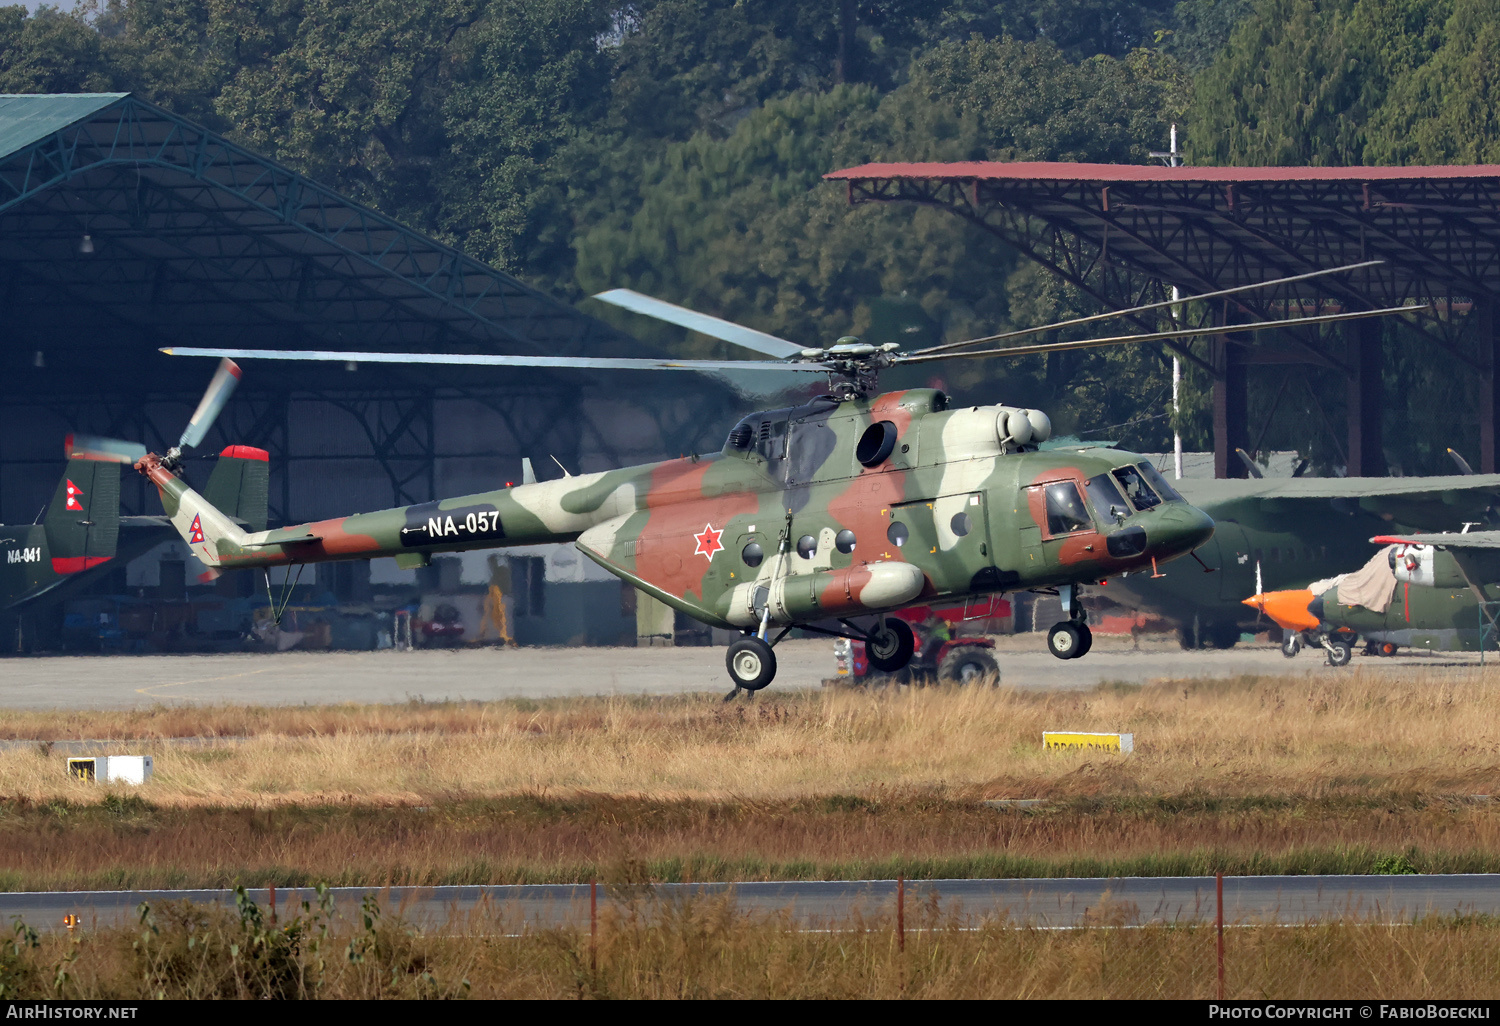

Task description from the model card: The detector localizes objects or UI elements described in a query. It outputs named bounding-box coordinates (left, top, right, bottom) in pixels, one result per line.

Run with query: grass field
left=3, top=668, right=1499, bottom=803
left=0, top=670, right=1496, bottom=890
left=0, top=793, right=1495, bottom=891
left=4, top=890, right=1500, bottom=999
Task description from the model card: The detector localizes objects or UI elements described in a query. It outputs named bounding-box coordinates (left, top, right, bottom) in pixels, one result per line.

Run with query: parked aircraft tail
left=42, top=456, right=120, bottom=575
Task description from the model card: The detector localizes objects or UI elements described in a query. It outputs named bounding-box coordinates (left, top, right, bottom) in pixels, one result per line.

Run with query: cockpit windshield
left=1111, top=464, right=1162, bottom=511
left=1085, top=473, right=1131, bottom=525
left=1136, top=462, right=1184, bottom=503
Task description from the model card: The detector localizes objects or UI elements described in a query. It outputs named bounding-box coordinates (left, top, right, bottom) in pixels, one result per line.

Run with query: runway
left=8, top=875, right=1498, bottom=933
left=0, top=635, right=1475, bottom=709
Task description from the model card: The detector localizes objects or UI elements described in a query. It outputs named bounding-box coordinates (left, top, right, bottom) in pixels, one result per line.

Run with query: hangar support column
left=1480, top=301, right=1500, bottom=474
left=1212, top=316, right=1250, bottom=479
left=1345, top=316, right=1385, bottom=477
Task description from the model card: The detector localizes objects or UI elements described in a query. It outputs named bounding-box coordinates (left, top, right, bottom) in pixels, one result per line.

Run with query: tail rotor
left=64, top=358, right=242, bottom=471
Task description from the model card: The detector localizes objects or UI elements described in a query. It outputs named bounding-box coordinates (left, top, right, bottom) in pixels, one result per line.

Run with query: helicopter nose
left=1152, top=502, right=1215, bottom=557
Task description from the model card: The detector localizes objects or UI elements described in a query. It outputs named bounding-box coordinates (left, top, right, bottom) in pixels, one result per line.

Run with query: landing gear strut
left=1047, top=584, right=1093, bottom=660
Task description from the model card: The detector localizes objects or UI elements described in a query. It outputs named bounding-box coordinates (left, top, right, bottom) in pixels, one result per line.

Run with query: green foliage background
left=3, top=0, right=1496, bottom=469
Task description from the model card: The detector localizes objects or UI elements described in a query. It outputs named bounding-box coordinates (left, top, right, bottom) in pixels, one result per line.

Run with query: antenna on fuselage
left=521, top=458, right=537, bottom=485
left=550, top=455, right=572, bottom=478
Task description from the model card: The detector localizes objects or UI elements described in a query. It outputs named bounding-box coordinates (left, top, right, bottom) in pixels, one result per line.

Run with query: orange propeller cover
left=1242, top=589, right=1320, bottom=632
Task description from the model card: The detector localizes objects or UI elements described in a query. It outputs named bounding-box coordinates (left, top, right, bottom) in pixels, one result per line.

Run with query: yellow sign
left=1043, top=731, right=1134, bottom=754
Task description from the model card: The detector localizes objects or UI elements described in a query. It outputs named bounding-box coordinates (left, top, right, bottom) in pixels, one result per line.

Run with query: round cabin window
left=835, top=529, right=856, bottom=554
left=950, top=512, right=972, bottom=537
left=796, top=534, right=817, bottom=559
left=741, top=542, right=764, bottom=567
left=887, top=522, right=909, bottom=547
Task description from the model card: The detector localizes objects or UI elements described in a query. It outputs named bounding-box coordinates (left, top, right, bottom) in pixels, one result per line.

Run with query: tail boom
left=135, top=452, right=650, bottom=568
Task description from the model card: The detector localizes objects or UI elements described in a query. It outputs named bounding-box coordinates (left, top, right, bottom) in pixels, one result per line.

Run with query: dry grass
left=2, top=669, right=1500, bottom=806
left=0, top=794, right=1498, bottom=891
left=0, top=670, right=1497, bottom=890
left=6, top=891, right=1500, bottom=998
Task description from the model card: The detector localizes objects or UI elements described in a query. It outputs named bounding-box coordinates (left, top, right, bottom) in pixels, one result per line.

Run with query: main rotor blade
left=160, top=348, right=833, bottom=374
left=895, top=304, right=1426, bottom=365
left=908, top=260, right=1387, bottom=358
left=591, top=289, right=805, bottom=358
left=179, top=357, right=242, bottom=450
left=65, top=434, right=148, bottom=465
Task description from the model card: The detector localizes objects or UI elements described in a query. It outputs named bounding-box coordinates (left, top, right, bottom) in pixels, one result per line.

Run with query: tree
left=0, top=5, right=115, bottom=93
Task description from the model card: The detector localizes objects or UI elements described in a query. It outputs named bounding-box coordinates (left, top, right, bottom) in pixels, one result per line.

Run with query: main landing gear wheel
left=866, top=617, right=915, bottom=673
left=726, top=636, right=777, bottom=692
left=1048, top=622, right=1088, bottom=660
left=1324, top=638, right=1353, bottom=668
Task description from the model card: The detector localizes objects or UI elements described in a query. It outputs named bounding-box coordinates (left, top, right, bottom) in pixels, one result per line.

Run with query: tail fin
left=43, top=458, right=120, bottom=574
left=203, top=445, right=269, bottom=532
left=138, top=452, right=250, bottom=569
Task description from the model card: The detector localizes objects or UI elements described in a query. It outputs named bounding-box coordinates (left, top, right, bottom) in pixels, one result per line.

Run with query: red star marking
left=693, top=523, right=724, bottom=561
left=65, top=480, right=83, bottom=511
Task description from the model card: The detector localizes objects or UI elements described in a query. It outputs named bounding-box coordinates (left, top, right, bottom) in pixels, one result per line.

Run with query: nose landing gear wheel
left=866, top=617, right=915, bottom=672
left=1047, top=622, right=1084, bottom=659
left=1324, top=638, right=1353, bottom=667
left=1282, top=634, right=1302, bottom=658
left=726, top=636, right=777, bottom=692
left=1074, top=623, right=1093, bottom=658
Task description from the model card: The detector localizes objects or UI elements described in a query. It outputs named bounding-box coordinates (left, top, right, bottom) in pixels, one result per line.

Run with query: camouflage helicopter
left=75, top=263, right=1409, bottom=695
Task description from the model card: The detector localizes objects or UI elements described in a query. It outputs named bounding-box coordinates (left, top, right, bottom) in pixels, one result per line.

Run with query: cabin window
left=1111, top=465, right=1162, bottom=511
left=887, top=522, right=909, bottom=547
left=1044, top=482, right=1093, bottom=535
left=741, top=542, right=764, bottom=568
left=950, top=512, right=971, bottom=537
left=835, top=529, right=856, bottom=554
left=796, top=534, right=817, bottom=559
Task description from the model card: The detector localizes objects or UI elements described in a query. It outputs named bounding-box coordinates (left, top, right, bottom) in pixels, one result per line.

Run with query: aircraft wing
left=1371, top=530, right=1500, bottom=549
left=1177, top=474, right=1500, bottom=529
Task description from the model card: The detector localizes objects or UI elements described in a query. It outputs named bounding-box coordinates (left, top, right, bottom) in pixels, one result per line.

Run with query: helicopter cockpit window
left=1044, top=482, right=1093, bottom=535
left=1136, top=462, right=1184, bottom=503
left=1111, top=465, right=1162, bottom=512
left=1085, top=474, right=1131, bottom=525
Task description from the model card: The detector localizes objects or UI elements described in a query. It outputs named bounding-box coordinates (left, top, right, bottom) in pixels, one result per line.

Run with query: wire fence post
left=269, top=883, right=277, bottom=926
left=897, top=874, right=905, bottom=953
left=1216, top=871, right=1225, bottom=1000
left=590, top=879, right=598, bottom=974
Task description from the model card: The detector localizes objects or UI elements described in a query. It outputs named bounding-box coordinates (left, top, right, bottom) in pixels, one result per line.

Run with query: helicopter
left=74, top=262, right=1412, bottom=694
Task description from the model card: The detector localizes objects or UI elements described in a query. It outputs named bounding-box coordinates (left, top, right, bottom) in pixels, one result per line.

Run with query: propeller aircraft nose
left=1243, top=589, right=1321, bottom=633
